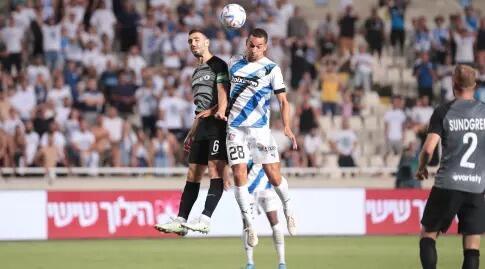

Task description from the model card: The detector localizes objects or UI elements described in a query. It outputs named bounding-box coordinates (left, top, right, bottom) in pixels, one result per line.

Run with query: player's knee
left=207, top=161, right=225, bottom=178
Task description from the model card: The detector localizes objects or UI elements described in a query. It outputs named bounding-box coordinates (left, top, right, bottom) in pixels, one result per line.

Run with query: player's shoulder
left=207, top=55, right=228, bottom=69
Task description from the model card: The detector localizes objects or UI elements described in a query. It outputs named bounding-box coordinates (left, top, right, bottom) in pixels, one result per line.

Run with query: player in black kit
left=154, top=29, right=229, bottom=235
left=417, top=65, right=485, bottom=269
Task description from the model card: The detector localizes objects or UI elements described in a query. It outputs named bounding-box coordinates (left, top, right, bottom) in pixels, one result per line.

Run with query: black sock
left=177, top=181, right=200, bottom=220
left=420, top=237, right=437, bottom=269
left=463, top=249, right=480, bottom=269
left=202, top=178, right=224, bottom=218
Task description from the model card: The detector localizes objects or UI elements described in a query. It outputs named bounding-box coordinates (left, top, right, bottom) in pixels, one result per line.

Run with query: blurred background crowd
left=0, top=0, right=484, bottom=186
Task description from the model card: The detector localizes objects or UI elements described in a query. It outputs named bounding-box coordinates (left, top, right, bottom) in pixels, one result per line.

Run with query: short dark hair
left=248, top=28, right=268, bottom=43
left=188, top=29, right=208, bottom=37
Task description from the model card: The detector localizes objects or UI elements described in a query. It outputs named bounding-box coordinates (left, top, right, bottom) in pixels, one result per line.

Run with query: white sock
left=243, top=227, right=254, bottom=265
left=235, top=186, right=254, bottom=228
left=272, top=223, right=285, bottom=264
left=273, top=177, right=292, bottom=213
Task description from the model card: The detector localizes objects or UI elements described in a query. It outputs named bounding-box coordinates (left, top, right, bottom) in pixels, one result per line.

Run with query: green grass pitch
left=0, top=236, right=481, bottom=269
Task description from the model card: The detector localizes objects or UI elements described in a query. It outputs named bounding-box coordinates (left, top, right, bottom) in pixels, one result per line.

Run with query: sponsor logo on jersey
left=231, top=76, right=259, bottom=87
left=452, top=174, right=482, bottom=184
left=192, top=74, right=213, bottom=85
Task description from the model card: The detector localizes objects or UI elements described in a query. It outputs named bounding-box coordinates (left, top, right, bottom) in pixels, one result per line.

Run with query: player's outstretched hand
left=284, top=127, right=298, bottom=150
left=416, top=166, right=429, bottom=181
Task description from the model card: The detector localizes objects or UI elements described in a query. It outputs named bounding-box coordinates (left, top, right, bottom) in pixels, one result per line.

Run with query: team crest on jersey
left=228, top=132, right=236, bottom=141
left=255, top=69, right=266, bottom=78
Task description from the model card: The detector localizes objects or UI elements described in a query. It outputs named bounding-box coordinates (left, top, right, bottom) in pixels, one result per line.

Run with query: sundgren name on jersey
left=231, top=76, right=258, bottom=87
left=449, top=118, right=485, bottom=132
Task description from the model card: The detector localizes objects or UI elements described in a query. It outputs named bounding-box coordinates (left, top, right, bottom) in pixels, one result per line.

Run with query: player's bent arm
left=275, top=91, right=291, bottom=130
left=418, top=133, right=441, bottom=169
left=216, top=83, right=229, bottom=117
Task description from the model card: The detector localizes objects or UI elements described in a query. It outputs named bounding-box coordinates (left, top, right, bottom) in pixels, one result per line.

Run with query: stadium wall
left=0, top=188, right=458, bottom=241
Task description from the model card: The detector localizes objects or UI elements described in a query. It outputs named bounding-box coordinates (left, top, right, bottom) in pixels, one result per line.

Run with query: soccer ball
left=219, top=3, right=246, bottom=29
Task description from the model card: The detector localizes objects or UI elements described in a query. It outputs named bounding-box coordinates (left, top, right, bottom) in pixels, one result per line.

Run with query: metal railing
left=0, top=166, right=403, bottom=178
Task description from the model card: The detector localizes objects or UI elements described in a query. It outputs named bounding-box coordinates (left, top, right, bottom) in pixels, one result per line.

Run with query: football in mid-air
left=219, top=3, right=246, bottom=28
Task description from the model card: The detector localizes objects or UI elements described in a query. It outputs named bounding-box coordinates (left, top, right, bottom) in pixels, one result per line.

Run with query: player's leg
left=462, top=235, right=480, bottom=269
left=420, top=187, right=462, bottom=269
left=154, top=141, right=208, bottom=235
left=242, top=215, right=255, bottom=269
left=263, top=165, right=296, bottom=235
left=183, top=138, right=227, bottom=233
left=260, top=190, right=286, bottom=268
left=458, top=191, right=485, bottom=269
left=228, top=127, right=258, bottom=245
left=419, top=230, right=439, bottom=269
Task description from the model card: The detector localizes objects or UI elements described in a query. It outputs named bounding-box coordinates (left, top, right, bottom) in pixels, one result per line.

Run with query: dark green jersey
left=191, top=56, right=229, bottom=113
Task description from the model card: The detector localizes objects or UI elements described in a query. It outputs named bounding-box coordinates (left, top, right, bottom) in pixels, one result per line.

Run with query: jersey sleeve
left=427, top=105, right=448, bottom=136
left=209, top=58, right=230, bottom=86
left=270, top=65, right=286, bottom=94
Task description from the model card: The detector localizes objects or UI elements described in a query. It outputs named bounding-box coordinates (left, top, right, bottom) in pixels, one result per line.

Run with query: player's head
left=188, top=29, right=210, bottom=58
left=453, top=65, right=477, bottom=96
left=246, top=28, right=268, bottom=62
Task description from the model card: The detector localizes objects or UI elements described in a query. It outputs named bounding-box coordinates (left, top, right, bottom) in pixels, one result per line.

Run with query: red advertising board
left=47, top=191, right=182, bottom=239
left=365, top=189, right=458, bottom=234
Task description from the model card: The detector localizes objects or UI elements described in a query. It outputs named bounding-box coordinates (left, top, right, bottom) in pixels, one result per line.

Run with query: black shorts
left=188, top=138, right=228, bottom=165
left=421, top=187, right=485, bottom=235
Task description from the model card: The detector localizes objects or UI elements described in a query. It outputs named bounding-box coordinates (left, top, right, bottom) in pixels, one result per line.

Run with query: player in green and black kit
left=154, top=29, right=230, bottom=235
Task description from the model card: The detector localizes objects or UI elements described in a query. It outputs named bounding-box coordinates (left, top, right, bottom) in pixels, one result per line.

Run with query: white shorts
left=226, top=126, right=280, bottom=166
left=252, top=189, right=280, bottom=214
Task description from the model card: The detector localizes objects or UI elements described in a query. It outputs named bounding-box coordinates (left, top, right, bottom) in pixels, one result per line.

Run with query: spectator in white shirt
left=42, top=17, right=62, bottom=70
left=47, top=76, right=72, bottom=108
left=351, top=44, right=374, bottom=91
left=127, top=45, right=147, bottom=85
left=303, top=128, right=322, bottom=167
left=329, top=119, right=358, bottom=167
left=383, top=96, right=407, bottom=160
left=158, top=86, right=187, bottom=141
left=452, top=27, right=476, bottom=65
left=71, top=117, right=99, bottom=169
left=62, top=11, right=79, bottom=39
left=103, top=107, right=124, bottom=166
left=26, top=56, right=51, bottom=85
left=1, top=17, right=24, bottom=73
left=9, top=75, right=36, bottom=120
left=90, top=1, right=117, bottom=41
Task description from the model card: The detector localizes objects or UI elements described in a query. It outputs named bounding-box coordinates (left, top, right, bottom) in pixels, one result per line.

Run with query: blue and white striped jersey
left=228, top=55, right=286, bottom=128
left=247, top=160, right=272, bottom=194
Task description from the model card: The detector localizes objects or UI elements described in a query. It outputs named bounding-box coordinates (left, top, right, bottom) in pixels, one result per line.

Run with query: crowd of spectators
left=0, top=0, right=484, bottom=180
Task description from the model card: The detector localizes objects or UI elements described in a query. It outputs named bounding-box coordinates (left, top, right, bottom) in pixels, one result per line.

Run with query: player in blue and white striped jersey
left=226, top=28, right=297, bottom=248
left=243, top=160, right=286, bottom=269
